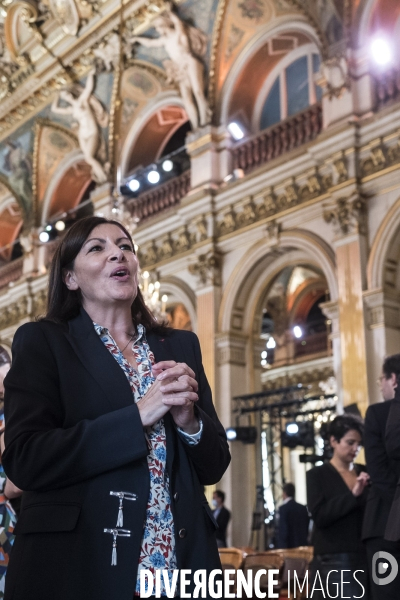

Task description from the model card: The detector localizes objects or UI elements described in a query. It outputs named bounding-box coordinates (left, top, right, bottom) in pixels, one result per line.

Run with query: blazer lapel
left=66, top=307, right=134, bottom=412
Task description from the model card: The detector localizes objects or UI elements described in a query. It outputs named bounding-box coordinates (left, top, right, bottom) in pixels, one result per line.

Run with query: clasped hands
left=137, top=361, right=199, bottom=434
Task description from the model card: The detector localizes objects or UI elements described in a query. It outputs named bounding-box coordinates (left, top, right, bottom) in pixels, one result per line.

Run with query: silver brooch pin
left=110, top=491, right=137, bottom=527
left=103, top=528, right=131, bottom=566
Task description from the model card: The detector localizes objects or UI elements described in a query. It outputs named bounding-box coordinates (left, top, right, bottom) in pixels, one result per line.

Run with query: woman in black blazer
left=307, top=414, right=370, bottom=599
left=2, top=216, right=230, bottom=600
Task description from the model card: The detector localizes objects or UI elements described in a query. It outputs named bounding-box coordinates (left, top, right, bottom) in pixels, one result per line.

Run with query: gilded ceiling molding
left=32, top=118, right=78, bottom=226
left=284, top=0, right=329, bottom=58
left=207, top=0, right=229, bottom=111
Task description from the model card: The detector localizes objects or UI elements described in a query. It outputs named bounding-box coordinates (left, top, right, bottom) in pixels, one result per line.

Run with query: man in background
left=363, top=354, right=400, bottom=599
left=212, top=490, right=231, bottom=548
left=277, top=482, right=309, bottom=548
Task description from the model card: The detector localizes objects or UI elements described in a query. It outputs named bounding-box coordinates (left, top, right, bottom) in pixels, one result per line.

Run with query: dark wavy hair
left=43, top=216, right=169, bottom=333
left=329, top=414, right=364, bottom=444
left=383, top=354, right=400, bottom=386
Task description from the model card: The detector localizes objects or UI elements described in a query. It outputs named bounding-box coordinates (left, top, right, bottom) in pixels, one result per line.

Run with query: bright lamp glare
left=55, top=220, right=65, bottom=231
left=286, top=423, right=299, bottom=435
left=39, top=231, right=50, bottom=243
left=147, top=170, right=160, bottom=184
left=371, top=38, right=392, bottom=66
left=128, top=178, right=140, bottom=192
left=162, top=159, right=173, bottom=172
left=45, top=225, right=52, bottom=232
left=226, top=428, right=237, bottom=441
left=228, top=122, right=245, bottom=140
left=293, top=326, right=303, bottom=339
left=261, top=350, right=267, bottom=359
left=267, top=337, right=276, bottom=349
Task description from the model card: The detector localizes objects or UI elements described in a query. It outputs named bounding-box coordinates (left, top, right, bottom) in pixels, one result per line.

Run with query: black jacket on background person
left=277, top=498, right=309, bottom=548
left=384, top=392, right=400, bottom=541
left=307, top=462, right=368, bottom=555
left=363, top=399, right=400, bottom=540
left=2, top=308, right=231, bottom=600
left=214, top=505, right=230, bottom=547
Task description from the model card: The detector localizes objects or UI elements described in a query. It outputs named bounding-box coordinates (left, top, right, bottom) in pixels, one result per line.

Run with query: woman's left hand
left=153, top=361, right=200, bottom=434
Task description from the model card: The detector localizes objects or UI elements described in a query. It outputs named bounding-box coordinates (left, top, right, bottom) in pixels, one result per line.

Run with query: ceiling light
left=286, top=423, right=299, bottom=435
left=128, top=178, right=140, bottom=192
left=261, top=350, right=267, bottom=359
left=39, top=231, right=50, bottom=243
left=293, top=326, right=303, bottom=339
left=55, top=220, right=66, bottom=231
left=228, top=122, right=245, bottom=140
left=147, top=170, right=160, bottom=184
left=371, top=38, right=392, bottom=66
left=266, top=337, right=276, bottom=349
left=45, top=224, right=52, bottom=232
left=162, top=159, right=173, bottom=172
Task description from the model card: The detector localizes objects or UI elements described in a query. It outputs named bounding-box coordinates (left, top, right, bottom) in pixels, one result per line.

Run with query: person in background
left=212, top=490, right=231, bottom=548
left=0, top=348, right=22, bottom=599
left=363, top=354, right=400, bottom=599
left=307, top=414, right=370, bottom=599
left=277, top=482, right=309, bottom=548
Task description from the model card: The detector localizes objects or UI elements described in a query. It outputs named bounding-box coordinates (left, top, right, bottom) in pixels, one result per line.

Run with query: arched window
left=260, top=52, right=322, bottom=130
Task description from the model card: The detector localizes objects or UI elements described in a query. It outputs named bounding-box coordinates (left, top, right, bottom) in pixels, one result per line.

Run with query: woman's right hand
left=352, top=471, right=370, bottom=497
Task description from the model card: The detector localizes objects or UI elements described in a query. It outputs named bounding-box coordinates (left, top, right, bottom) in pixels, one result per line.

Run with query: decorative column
left=324, top=193, right=369, bottom=414
left=320, top=300, right=343, bottom=411
left=189, top=248, right=222, bottom=397
left=90, top=183, right=114, bottom=217
left=186, top=125, right=232, bottom=190
left=363, top=289, right=400, bottom=404
left=216, top=332, right=256, bottom=548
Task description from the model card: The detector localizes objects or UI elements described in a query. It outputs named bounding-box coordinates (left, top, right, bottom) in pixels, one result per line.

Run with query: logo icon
left=372, top=551, right=399, bottom=586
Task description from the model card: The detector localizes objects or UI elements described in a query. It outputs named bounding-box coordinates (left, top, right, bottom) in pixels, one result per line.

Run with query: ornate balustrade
left=0, top=257, right=23, bottom=291
left=375, top=69, right=400, bottom=109
left=128, top=170, right=191, bottom=223
left=232, top=104, right=323, bottom=175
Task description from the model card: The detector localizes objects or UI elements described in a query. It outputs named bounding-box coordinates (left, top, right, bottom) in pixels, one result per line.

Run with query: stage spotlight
left=286, top=422, right=299, bottom=435
left=371, top=38, right=392, bottom=66
left=162, top=159, right=173, bottom=172
left=45, top=224, right=52, bottom=232
left=293, top=325, right=303, bottom=339
left=226, top=426, right=257, bottom=444
left=55, top=220, right=66, bottom=231
left=228, top=122, right=245, bottom=140
left=128, top=178, right=140, bottom=192
left=147, top=170, right=160, bottom=184
left=39, top=231, right=50, bottom=243
left=267, top=337, right=276, bottom=349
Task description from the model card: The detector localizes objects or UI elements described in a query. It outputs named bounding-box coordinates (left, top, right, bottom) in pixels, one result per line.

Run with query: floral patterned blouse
left=94, top=323, right=202, bottom=596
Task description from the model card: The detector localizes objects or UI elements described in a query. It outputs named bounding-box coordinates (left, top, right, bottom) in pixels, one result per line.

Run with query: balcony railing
left=375, top=69, right=400, bottom=109
left=129, top=170, right=191, bottom=222
left=0, top=257, right=23, bottom=291
left=232, top=103, right=322, bottom=175
left=294, top=331, right=329, bottom=358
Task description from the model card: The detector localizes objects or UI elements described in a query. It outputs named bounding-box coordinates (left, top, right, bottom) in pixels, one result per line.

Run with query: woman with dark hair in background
left=307, top=414, right=370, bottom=599
left=2, top=216, right=230, bottom=600
left=0, top=348, right=22, bottom=599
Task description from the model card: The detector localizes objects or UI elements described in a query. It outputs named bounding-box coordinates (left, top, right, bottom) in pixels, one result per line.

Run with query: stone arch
left=218, top=19, right=322, bottom=127
left=157, top=275, right=197, bottom=333
left=118, top=92, right=188, bottom=185
left=368, top=196, right=400, bottom=291
left=219, top=229, right=337, bottom=335
left=40, top=150, right=92, bottom=227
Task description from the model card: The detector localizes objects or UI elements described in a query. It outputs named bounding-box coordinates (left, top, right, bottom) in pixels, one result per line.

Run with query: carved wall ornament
left=175, top=225, right=195, bottom=253
left=264, top=220, right=280, bottom=248
left=159, top=232, right=174, bottom=259
left=194, top=215, right=208, bottom=242
left=188, top=250, right=222, bottom=287
left=316, top=55, right=350, bottom=99
left=333, top=155, right=348, bottom=183
left=323, top=193, right=366, bottom=236
left=50, top=0, right=80, bottom=36
left=236, top=198, right=256, bottom=227
left=218, top=206, right=237, bottom=236
left=128, top=3, right=211, bottom=130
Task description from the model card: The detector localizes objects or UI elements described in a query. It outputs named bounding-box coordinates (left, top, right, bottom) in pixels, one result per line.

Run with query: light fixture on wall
left=228, top=121, right=245, bottom=140
left=226, top=426, right=257, bottom=444
left=293, top=325, right=303, bottom=339
left=370, top=38, right=392, bottom=67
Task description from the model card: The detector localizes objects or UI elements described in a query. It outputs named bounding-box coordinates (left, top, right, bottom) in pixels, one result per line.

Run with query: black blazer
left=307, top=462, right=368, bottom=556
left=214, top=505, right=230, bottom=546
left=362, top=400, right=400, bottom=540
left=384, top=394, right=400, bottom=541
left=3, top=308, right=231, bottom=600
left=277, top=499, right=309, bottom=549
